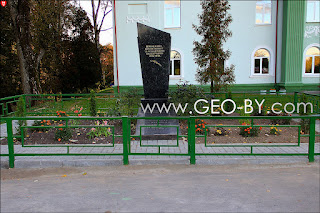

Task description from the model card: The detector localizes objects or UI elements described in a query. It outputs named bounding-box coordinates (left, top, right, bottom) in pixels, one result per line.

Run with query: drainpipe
left=113, top=0, right=120, bottom=93
left=274, top=0, right=279, bottom=90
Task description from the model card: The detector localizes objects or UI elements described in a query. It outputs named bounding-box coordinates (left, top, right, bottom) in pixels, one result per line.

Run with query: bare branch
left=98, top=9, right=112, bottom=31
left=100, top=27, right=113, bottom=31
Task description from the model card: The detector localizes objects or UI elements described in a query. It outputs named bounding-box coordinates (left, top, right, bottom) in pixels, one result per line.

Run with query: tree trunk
left=16, top=42, right=32, bottom=95
left=8, top=0, right=44, bottom=95
left=210, top=79, right=214, bottom=93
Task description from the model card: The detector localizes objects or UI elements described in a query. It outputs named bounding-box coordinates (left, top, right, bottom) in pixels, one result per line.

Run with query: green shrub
left=224, top=91, right=233, bottom=112
left=268, top=111, right=291, bottom=125
left=89, top=90, right=97, bottom=116
left=119, top=88, right=140, bottom=116
left=252, top=104, right=266, bottom=116
left=299, top=94, right=311, bottom=134
left=169, top=81, right=206, bottom=116
left=54, top=128, right=72, bottom=142
left=106, top=100, right=121, bottom=116
left=239, top=106, right=251, bottom=125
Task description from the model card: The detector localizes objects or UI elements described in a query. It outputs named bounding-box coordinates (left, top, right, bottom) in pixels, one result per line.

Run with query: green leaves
left=193, top=0, right=235, bottom=92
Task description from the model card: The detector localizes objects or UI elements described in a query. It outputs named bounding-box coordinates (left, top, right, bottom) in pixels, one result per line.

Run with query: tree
left=89, top=0, right=112, bottom=87
left=193, top=0, right=235, bottom=93
left=60, top=6, right=101, bottom=93
left=0, top=4, right=21, bottom=98
left=32, top=0, right=69, bottom=94
left=100, top=44, right=114, bottom=87
left=8, top=0, right=45, bottom=94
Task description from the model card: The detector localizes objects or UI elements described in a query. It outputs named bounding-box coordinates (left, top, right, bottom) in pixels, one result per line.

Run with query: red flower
left=259, top=127, right=262, bottom=130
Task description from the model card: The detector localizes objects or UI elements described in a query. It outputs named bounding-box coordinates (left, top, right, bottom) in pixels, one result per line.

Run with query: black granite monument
left=135, top=23, right=178, bottom=136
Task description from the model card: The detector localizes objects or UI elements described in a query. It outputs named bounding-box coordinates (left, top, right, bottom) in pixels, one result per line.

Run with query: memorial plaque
left=137, top=23, right=171, bottom=99
left=135, top=23, right=179, bottom=137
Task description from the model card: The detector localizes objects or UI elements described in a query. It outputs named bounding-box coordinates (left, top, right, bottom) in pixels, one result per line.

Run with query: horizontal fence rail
left=0, top=115, right=318, bottom=168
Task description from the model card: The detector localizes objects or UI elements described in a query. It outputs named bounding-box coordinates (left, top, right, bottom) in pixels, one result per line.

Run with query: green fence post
left=293, top=92, right=298, bottom=113
left=308, top=117, right=316, bottom=162
left=187, top=118, right=191, bottom=155
left=189, top=117, right=196, bottom=165
left=22, top=95, right=27, bottom=114
left=6, top=118, right=15, bottom=168
left=122, top=116, right=129, bottom=165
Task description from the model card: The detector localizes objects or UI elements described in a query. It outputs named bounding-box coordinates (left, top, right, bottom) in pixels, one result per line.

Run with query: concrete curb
left=2, top=156, right=319, bottom=169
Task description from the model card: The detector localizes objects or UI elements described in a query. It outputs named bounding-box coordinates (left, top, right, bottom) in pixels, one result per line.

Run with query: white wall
left=113, top=0, right=283, bottom=87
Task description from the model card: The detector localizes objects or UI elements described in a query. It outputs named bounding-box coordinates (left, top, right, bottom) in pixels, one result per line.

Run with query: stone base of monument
left=135, top=99, right=179, bottom=138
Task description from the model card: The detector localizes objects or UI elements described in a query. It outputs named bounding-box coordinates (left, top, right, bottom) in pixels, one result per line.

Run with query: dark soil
left=1, top=116, right=318, bottom=145
left=178, top=118, right=318, bottom=144
left=1, top=119, right=133, bottom=145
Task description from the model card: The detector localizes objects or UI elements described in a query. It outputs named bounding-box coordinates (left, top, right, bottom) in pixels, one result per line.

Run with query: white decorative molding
left=126, top=16, right=150, bottom=24
left=304, top=26, right=320, bottom=38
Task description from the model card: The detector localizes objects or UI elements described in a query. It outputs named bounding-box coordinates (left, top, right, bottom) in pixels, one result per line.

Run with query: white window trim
left=170, top=48, right=183, bottom=80
left=255, top=0, right=272, bottom=25
left=164, top=1, right=181, bottom=29
left=302, top=43, right=320, bottom=77
left=250, top=46, right=274, bottom=77
left=306, top=0, right=320, bottom=23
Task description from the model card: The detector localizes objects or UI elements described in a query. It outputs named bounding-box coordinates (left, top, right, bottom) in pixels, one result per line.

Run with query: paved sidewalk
left=1, top=142, right=319, bottom=168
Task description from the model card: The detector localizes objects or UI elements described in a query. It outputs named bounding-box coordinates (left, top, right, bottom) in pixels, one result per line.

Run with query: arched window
left=253, top=48, right=270, bottom=74
left=305, top=46, right=320, bottom=74
left=170, top=50, right=181, bottom=76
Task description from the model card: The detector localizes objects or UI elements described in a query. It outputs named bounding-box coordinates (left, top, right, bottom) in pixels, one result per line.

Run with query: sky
left=78, top=0, right=114, bottom=45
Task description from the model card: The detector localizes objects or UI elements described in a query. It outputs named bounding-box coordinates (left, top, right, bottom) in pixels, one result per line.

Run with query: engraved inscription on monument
left=144, top=45, right=165, bottom=58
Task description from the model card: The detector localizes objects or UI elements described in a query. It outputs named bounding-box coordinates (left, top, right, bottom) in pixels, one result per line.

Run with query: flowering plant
left=71, top=105, right=83, bottom=117
left=87, top=120, right=112, bottom=139
left=56, top=111, right=67, bottom=117
left=213, top=127, right=229, bottom=136
left=270, top=125, right=281, bottom=135
left=239, top=122, right=262, bottom=137
left=31, top=119, right=52, bottom=132
left=195, top=119, right=209, bottom=135
left=54, top=126, right=72, bottom=142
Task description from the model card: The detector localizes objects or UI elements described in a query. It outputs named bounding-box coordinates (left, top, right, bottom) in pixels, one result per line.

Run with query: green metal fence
left=0, top=115, right=318, bottom=168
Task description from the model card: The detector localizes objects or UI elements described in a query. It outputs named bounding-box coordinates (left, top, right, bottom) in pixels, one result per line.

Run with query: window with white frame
left=164, top=0, right=181, bottom=28
left=305, top=46, right=320, bottom=75
left=256, top=0, right=272, bottom=24
left=170, top=50, right=181, bottom=76
left=253, top=48, right=270, bottom=74
left=306, top=0, right=320, bottom=22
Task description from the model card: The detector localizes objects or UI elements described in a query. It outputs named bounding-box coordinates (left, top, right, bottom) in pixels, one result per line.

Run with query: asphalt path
left=1, top=164, right=319, bottom=212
